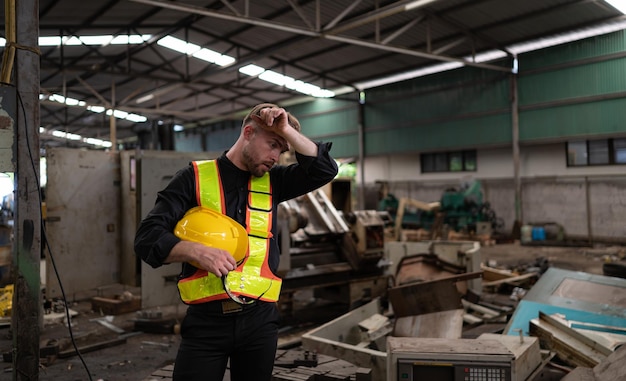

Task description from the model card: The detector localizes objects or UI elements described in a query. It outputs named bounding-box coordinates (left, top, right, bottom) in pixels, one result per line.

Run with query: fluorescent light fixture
left=605, top=0, right=626, bottom=14
left=158, top=36, right=235, bottom=67
left=157, top=36, right=201, bottom=54
left=239, top=65, right=335, bottom=97
left=45, top=92, right=148, bottom=124
left=192, top=48, right=235, bottom=66
left=125, top=113, right=148, bottom=123
left=42, top=126, right=113, bottom=148
left=107, top=109, right=130, bottom=119
left=84, top=137, right=112, bottom=148
left=63, top=36, right=83, bottom=46
left=110, top=35, right=151, bottom=44
left=356, top=61, right=463, bottom=90
left=287, top=81, right=317, bottom=94
left=48, top=94, right=86, bottom=107
left=77, top=35, right=115, bottom=45
left=108, top=108, right=145, bottom=122
left=39, top=36, right=61, bottom=46
left=135, top=93, right=155, bottom=104
left=239, top=64, right=265, bottom=76
left=471, top=50, right=507, bottom=63
left=404, top=0, right=438, bottom=11
left=87, top=105, right=106, bottom=113
left=173, top=124, right=184, bottom=132
left=35, top=34, right=150, bottom=47
left=259, top=70, right=290, bottom=86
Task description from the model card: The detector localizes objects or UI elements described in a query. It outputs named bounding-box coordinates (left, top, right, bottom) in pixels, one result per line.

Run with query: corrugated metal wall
left=518, top=31, right=626, bottom=141
left=364, top=67, right=511, bottom=155
left=287, top=97, right=361, bottom=158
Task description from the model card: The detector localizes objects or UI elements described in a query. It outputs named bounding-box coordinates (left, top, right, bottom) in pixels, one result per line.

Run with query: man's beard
left=242, top=146, right=266, bottom=177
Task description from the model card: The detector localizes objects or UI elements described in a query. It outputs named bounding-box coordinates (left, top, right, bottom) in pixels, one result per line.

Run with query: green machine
left=379, top=180, right=503, bottom=234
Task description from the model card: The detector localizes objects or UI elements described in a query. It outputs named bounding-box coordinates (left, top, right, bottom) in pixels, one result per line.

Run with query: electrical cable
left=6, top=81, right=94, bottom=381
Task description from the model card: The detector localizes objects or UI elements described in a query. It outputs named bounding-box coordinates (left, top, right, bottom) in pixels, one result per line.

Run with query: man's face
left=241, top=127, right=288, bottom=177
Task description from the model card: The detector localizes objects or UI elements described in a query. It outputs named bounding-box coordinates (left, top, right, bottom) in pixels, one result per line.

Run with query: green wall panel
left=520, top=30, right=626, bottom=70
left=288, top=96, right=357, bottom=115
left=297, top=109, right=359, bottom=137
left=287, top=97, right=360, bottom=150
left=519, top=58, right=626, bottom=104
left=363, top=66, right=510, bottom=151
left=366, top=64, right=510, bottom=103
left=520, top=97, right=626, bottom=141
left=324, top=133, right=359, bottom=159
left=365, top=112, right=512, bottom=156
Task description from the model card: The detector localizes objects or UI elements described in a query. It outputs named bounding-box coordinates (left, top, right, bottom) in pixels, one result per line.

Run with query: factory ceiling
left=5, top=0, right=625, bottom=149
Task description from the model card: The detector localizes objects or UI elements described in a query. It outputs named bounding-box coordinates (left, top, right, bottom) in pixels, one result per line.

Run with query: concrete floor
left=0, top=241, right=624, bottom=381
left=480, top=242, right=624, bottom=276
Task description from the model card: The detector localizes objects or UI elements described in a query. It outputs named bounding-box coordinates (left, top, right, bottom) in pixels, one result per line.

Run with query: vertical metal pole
left=110, top=83, right=117, bottom=152
left=13, top=0, right=41, bottom=379
left=585, top=176, right=593, bottom=244
left=357, top=92, right=365, bottom=211
left=511, top=70, right=522, bottom=224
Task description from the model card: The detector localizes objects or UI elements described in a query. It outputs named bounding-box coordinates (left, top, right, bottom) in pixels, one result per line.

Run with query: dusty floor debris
left=0, top=242, right=624, bottom=380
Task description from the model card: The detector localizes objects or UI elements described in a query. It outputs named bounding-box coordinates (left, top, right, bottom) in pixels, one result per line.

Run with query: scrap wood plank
left=461, top=299, right=501, bottom=319
left=482, top=271, right=539, bottom=288
left=58, top=337, right=127, bottom=358
left=357, top=313, right=388, bottom=332
left=91, top=295, right=141, bottom=315
left=357, top=313, right=392, bottom=343
left=481, top=264, right=517, bottom=282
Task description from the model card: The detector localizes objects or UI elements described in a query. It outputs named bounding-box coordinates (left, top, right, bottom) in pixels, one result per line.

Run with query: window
left=567, top=141, right=587, bottom=166
left=567, top=138, right=626, bottom=166
left=588, top=140, right=609, bottom=165
left=614, top=138, right=626, bottom=164
left=421, top=150, right=477, bottom=173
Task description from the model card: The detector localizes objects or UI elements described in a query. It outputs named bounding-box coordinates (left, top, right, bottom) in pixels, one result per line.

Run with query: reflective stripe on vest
left=177, top=160, right=282, bottom=304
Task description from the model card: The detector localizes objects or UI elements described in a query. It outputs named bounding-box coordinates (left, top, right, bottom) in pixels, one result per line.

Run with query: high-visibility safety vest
left=177, top=160, right=282, bottom=304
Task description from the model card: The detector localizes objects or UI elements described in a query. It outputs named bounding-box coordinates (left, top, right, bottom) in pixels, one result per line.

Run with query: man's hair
left=243, top=103, right=301, bottom=132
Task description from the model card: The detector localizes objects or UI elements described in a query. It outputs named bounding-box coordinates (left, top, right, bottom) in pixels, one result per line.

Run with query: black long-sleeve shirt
left=134, top=142, right=338, bottom=276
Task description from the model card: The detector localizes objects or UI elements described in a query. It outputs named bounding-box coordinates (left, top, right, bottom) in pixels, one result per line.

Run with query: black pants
left=172, top=301, right=280, bottom=381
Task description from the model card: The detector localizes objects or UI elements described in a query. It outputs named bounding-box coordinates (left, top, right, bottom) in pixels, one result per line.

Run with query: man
left=134, top=103, right=338, bottom=381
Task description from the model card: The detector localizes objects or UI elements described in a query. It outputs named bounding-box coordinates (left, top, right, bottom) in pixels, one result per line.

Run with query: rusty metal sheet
left=388, top=275, right=479, bottom=317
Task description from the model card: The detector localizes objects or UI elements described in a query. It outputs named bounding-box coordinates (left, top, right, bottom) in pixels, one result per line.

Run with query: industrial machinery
left=277, top=189, right=391, bottom=317
left=387, top=335, right=543, bottom=381
left=379, top=180, right=503, bottom=239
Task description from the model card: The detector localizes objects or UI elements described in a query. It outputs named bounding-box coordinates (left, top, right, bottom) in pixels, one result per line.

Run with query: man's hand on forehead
left=251, top=107, right=289, bottom=130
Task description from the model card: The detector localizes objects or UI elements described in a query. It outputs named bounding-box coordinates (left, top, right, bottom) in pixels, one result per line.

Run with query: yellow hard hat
left=174, top=206, right=249, bottom=263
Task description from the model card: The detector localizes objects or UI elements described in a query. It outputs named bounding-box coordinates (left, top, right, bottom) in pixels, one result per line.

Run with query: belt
left=189, top=298, right=260, bottom=315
